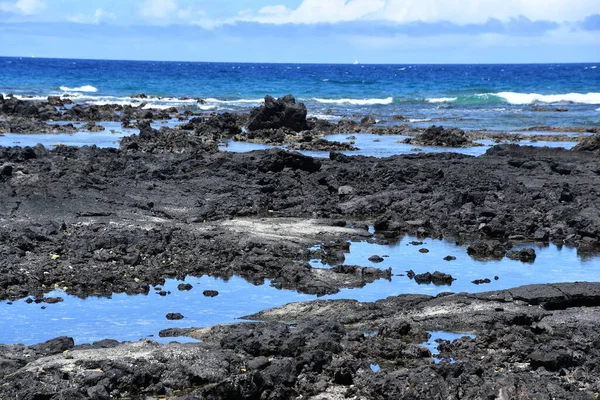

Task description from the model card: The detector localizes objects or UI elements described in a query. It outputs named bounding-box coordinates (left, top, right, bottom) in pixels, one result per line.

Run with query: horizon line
left=1, top=55, right=598, bottom=66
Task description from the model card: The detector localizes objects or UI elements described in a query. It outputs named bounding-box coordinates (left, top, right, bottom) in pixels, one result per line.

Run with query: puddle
left=1, top=128, right=578, bottom=158
left=421, top=331, right=476, bottom=364
left=219, top=134, right=577, bottom=158
left=1, top=235, right=598, bottom=346
left=311, top=235, right=600, bottom=298
left=0, top=121, right=137, bottom=149
left=0, top=276, right=314, bottom=346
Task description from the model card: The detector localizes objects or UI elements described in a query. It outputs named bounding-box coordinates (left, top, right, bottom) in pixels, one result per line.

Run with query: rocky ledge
left=1, top=282, right=600, bottom=399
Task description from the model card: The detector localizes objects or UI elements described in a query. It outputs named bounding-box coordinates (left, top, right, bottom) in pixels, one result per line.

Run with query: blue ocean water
left=1, top=57, right=599, bottom=131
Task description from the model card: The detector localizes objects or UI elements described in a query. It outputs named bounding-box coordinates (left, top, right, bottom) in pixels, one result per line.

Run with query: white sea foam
left=59, top=85, right=99, bottom=93
left=1, top=94, right=48, bottom=101
left=312, top=97, right=394, bottom=105
left=426, top=97, right=457, bottom=103
left=494, top=92, right=600, bottom=105
left=308, top=113, right=343, bottom=121
left=408, top=118, right=432, bottom=123
left=204, top=98, right=264, bottom=105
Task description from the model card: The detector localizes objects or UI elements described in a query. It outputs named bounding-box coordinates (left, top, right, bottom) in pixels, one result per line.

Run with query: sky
left=0, top=0, right=598, bottom=63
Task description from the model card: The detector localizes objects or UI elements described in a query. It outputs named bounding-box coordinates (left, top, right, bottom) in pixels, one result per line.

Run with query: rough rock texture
left=2, top=140, right=600, bottom=300
left=573, top=134, right=600, bottom=153
left=506, top=248, right=537, bottom=262
left=287, top=138, right=359, bottom=152
left=120, top=121, right=219, bottom=153
left=3, top=283, right=600, bottom=399
left=403, top=125, right=480, bottom=147
left=0, top=117, right=78, bottom=134
left=247, top=95, right=309, bottom=133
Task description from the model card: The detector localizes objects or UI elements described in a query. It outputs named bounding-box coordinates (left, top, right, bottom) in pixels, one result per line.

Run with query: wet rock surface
left=1, top=140, right=600, bottom=301
left=403, top=125, right=480, bottom=147
left=2, top=95, right=600, bottom=398
left=2, top=283, right=600, bottom=399
left=506, top=248, right=537, bottom=262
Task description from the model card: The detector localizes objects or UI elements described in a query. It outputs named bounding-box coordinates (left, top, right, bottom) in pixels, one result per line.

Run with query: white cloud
left=239, top=0, right=599, bottom=25
left=0, top=0, right=45, bottom=15
left=68, top=8, right=116, bottom=24
left=247, top=0, right=386, bottom=24
left=137, top=0, right=210, bottom=26
left=377, top=0, right=600, bottom=24
left=139, top=0, right=178, bottom=19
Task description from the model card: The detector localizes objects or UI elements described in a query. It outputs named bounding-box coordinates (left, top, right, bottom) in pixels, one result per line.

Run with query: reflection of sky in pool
left=1, top=235, right=598, bottom=346
left=1, top=128, right=577, bottom=157
left=422, top=331, right=477, bottom=364
left=221, top=134, right=578, bottom=158
left=0, top=130, right=592, bottom=346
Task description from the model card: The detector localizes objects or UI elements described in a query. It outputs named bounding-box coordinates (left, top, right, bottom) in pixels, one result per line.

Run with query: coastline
left=1, top=92, right=600, bottom=398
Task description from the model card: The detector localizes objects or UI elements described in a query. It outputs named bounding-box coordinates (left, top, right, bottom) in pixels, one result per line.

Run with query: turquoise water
left=1, top=57, right=599, bottom=131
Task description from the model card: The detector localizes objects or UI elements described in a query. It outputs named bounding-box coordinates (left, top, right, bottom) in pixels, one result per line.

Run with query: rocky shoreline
left=1, top=93, right=600, bottom=399
left=2, top=93, right=598, bottom=150
left=2, top=283, right=600, bottom=399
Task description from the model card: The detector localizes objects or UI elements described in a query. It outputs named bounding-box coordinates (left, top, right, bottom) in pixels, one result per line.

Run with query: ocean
left=1, top=57, right=599, bottom=132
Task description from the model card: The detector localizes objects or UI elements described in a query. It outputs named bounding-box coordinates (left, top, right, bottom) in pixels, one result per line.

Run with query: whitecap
left=312, top=97, right=394, bottom=106
left=426, top=97, right=457, bottom=103
left=408, top=118, right=432, bottom=123
left=494, top=92, right=600, bottom=105
left=204, top=98, right=264, bottom=105
left=59, top=85, right=99, bottom=93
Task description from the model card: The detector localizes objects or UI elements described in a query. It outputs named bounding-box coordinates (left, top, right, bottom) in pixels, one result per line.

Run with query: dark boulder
left=572, top=134, right=600, bottom=153
left=166, top=313, right=184, bottom=320
left=203, top=290, right=219, bottom=297
left=247, top=95, right=309, bottom=132
left=177, top=283, right=193, bottom=291
left=467, top=240, right=510, bottom=260
left=404, top=125, right=479, bottom=148
left=506, top=248, right=537, bottom=262
left=180, top=112, right=242, bottom=138
left=256, top=148, right=321, bottom=173
left=368, top=255, right=384, bottom=263
left=413, top=271, right=455, bottom=285
left=29, top=336, right=74, bottom=356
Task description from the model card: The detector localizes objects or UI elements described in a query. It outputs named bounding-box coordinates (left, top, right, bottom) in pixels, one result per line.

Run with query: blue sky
left=0, top=0, right=598, bottom=63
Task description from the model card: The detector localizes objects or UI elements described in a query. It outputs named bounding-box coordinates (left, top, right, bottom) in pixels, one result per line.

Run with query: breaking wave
left=59, top=85, right=99, bottom=93
left=494, top=92, right=600, bottom=105
left=426, top=97, right=457, bottom=103
left=424, top=92, right=600, bottom=105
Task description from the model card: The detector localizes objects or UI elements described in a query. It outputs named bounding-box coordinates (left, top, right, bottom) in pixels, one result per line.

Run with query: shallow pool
left=1, top=235, right=598, bottom=346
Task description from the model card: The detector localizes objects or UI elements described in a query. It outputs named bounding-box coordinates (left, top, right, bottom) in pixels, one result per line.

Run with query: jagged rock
left=506, top=248, right=537, bottom=262
left=247, top=95, right=309, bottom=132
left=404, top=125, right=479, bottom=147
